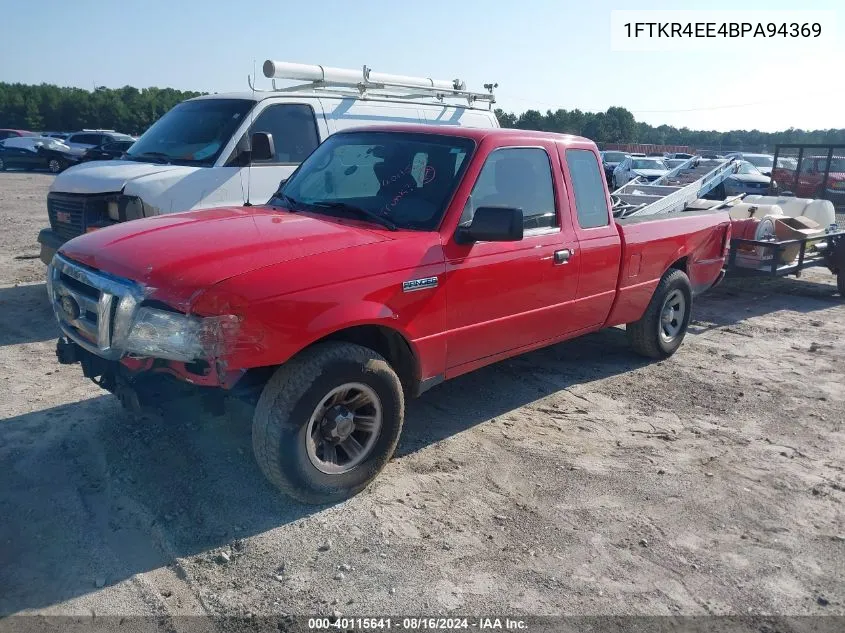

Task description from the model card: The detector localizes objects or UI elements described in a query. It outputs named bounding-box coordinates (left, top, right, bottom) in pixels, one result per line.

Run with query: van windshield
left=124, top=98, right=254, bottom=166
left=273, top=131, right=475, bottom=231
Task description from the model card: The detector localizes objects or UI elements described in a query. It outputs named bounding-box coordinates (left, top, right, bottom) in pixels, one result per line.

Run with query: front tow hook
left=56, top=337, right=79, bottom=365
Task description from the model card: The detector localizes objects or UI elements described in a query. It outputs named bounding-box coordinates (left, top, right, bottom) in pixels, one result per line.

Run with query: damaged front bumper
left=55, top=336, right=238, bottom=414
left=48, top=253, right=246, bottom=404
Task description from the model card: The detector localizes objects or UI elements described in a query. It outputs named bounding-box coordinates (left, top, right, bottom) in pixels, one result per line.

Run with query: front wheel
left=252, top=342, right=404, bottom=504
left=48, top=158, right=65, bottom=173
left=627, top=268, right=693, bottom=359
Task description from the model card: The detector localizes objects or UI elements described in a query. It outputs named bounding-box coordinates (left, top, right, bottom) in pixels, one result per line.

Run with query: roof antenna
left=244, top=58, right=257, bottom=207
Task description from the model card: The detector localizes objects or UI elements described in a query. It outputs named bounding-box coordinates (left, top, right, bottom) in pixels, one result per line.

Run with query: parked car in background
left=630, top=152, right=646, bottom=157
left=80, top=140, right=135, bottom=162
left=0, top=129, right=36, bottom=141
left=665, top=158, right=691, bottom=170
left=724, top=153, right=774, bottom=176
left=700, top=153, right=724, bottom=160
left=0, top=136, right=81, bottom=173
left=722, top=160, right=774, bottom=196
left=647, top=151, right=668, bottom=157
left=612, top=156, right=670, bottom=188
left=600, top=150, right=627, bottom=182
left=41, top=132, right=71, bottom=140
left=63, top=130, right=136, bottom=154
left=670, top=152, right=695, bottom=160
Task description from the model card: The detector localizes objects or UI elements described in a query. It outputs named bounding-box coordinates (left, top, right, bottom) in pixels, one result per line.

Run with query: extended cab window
left=566, top=149, right=610, bottom=229
left=462, top=147, right=557, bottom=230
left=276, top=131, right=474, bottom=231
left=249, top=104, right=320, bottom=164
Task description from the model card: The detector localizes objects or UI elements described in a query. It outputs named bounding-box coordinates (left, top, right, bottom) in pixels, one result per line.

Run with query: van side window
left=461, top=148, right=557, bottom=230
left=250, top=104, right=320, bottom=164
left=566, top=149, right=610, bottom=229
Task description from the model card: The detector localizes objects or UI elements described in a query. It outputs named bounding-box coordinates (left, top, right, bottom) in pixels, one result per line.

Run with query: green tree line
left=0, top=83, right=204, bottom=135
left=2, top=82, right=843, bottom=149
left=494, top=106, right=845, bottom=150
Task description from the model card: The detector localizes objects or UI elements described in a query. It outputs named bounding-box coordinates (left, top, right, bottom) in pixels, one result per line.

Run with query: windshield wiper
left=273, top=193, right=302, bottom=211
left=127, top=151, right=172, bottom=164
left=309, top=200, right=397, bottom=231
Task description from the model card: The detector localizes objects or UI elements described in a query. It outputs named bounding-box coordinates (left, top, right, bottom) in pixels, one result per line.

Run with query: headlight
left=123, top=307, right=239, bottom=362
left=117, top=195, right=146, bottom=220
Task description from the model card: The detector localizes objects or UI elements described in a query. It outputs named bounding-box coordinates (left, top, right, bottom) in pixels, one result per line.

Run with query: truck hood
left=49, top=160, right=198, bottom=194
left=58, top=206, right=390, bottom=309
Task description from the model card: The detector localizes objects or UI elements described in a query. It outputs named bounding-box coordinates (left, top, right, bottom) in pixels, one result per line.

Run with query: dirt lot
left=0, top=172, right=843, bottom=625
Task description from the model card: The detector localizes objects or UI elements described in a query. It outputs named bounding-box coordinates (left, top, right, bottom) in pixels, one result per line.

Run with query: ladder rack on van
left=611, top=157, right=742, bottom=218
left=253, top=60, right=497, bottom=110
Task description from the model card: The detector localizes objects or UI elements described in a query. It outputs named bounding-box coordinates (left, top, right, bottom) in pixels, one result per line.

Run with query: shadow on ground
left=0, top=282, right=57, bottom=347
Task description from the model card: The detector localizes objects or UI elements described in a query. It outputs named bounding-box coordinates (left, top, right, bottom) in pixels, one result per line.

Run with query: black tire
left=0, top=157, right=5, bottom=171
left=48, top=159, right=65, bottom=174
left=252, top=342, right=404, bottom=504
left=627, top=268, right=693, bottom=359
left=837, top=271, right=845, bottom=298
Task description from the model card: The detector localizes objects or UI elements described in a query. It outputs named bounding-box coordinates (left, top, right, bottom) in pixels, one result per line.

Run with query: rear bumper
left=37, top=228, right=65, bottom=265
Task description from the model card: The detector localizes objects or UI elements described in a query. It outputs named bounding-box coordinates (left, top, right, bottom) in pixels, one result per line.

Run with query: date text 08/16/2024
left=307, top=617, right=528, bottom=630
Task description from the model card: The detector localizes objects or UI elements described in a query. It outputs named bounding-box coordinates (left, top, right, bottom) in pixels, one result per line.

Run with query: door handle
left=554, top=248, right=573, bottom=264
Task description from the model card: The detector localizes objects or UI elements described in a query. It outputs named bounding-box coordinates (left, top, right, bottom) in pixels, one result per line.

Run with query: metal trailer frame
left=725, top=229, right=845, bottom=288
left=769, top=144, right=845, bottom=209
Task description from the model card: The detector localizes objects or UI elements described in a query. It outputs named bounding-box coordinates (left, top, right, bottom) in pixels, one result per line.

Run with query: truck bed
left=605, top=210, right=731, bottom=327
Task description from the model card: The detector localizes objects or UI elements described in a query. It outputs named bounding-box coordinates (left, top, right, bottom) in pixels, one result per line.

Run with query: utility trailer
left=609, top=156, right=845, bottom=295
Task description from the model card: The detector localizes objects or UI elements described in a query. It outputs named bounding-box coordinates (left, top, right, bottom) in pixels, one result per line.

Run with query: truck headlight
left=124, top=307, right=239, bottom=362
left=118, top=195, right=146, bottom=220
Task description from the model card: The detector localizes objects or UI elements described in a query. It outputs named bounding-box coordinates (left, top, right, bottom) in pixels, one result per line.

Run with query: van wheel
left=252, top=342, right=404, bottom=504
left=627, top=268, right=693, bottom=359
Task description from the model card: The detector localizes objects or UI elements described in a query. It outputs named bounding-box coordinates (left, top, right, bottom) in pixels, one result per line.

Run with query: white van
left=38, top=60, right=499, bottom=264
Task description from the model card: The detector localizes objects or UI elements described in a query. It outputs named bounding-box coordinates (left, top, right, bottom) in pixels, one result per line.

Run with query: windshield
left=744, top=155, right=773, bottom=168
left=736, top=161, right=762, bottom=175
left=273, top=131, right=475, bottom=231
left=631, top=158, right=667, bottom=170
left=603, top=152, right=626, bottom=162
left=125, top=98, right=254, bottom=166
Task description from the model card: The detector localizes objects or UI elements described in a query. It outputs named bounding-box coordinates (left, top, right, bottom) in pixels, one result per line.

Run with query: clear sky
left=1, top=0, right=842, bottom=133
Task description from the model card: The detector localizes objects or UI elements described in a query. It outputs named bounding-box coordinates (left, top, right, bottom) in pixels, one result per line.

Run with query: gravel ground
left=0, top=172, right=843, bottom=627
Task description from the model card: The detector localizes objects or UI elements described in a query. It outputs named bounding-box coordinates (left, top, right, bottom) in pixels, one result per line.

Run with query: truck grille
left=48, top=254, right=144, bottom=360
left=47, top=193, right=115, bottom=241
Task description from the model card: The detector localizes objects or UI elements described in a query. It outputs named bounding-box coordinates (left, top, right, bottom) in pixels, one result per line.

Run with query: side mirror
left=250, top=132, right=274, bottom=162
left=456, top=207, right=523, bottom=244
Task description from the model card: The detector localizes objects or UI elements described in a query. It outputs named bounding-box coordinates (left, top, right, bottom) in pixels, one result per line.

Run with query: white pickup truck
left=37, top=60, right=499, bottom=264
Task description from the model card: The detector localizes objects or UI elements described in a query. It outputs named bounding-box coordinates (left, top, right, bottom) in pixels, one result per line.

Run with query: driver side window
left=460, top=147, right=557, bottom=230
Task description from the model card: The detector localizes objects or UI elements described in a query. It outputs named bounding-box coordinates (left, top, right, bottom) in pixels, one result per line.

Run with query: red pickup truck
left=48, top=125, right=731, bottom=503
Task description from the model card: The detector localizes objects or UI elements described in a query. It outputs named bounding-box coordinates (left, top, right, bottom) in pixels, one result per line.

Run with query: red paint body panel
left=56, top=124, right=730, bottom=389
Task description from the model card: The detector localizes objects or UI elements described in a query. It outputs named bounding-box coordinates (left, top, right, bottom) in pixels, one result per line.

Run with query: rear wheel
left=252, top=342, right=404, bottom=504
left=627, top=268, right=693, bottom=359
left=48, top=159, right=64, bottom=173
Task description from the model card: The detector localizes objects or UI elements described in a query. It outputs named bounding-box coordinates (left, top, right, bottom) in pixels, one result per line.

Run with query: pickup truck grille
left=47, top=193, right=115, bottom=241
left=47, top=254, right=143, bottom=360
